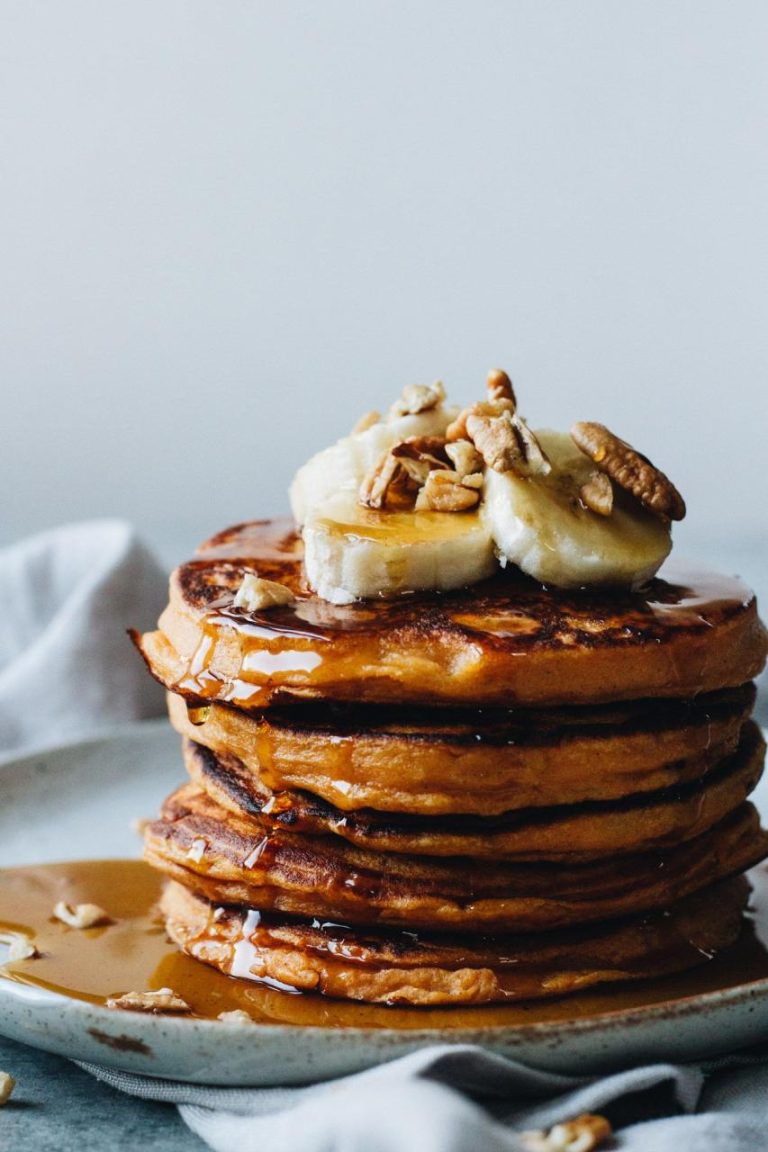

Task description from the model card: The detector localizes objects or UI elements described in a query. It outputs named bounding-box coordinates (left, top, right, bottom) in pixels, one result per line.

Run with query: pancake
left=168, top=685, right=755, bottom=816
left=181, top=723, right=765, bottom=861
left=144, top=773, right=767, bottom=932
left=160, top=875, right=751, bottom=1005
left=133, top=519, right=768, bottom=709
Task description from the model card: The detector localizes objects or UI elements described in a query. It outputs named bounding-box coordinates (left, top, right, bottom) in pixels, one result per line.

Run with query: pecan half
left=579, top=470, right=613, bottom=517
left=486, top=368, right=517, bottom=408
left=571, top=422, right=686, bottom=521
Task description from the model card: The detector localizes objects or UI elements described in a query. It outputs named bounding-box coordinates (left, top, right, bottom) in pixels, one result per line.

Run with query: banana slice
left=303, top=492, right=496, bottom=605
left=290, top=408, right=456, bottom=527
left=483, top=430, right=671, bottom=589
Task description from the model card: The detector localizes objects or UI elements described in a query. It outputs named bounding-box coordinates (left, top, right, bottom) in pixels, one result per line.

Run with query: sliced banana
left=303, top=492, right=495, bottom=605
left=290, top=407, right=456, bottom=527
left=482, top=430, right=671, bottom=589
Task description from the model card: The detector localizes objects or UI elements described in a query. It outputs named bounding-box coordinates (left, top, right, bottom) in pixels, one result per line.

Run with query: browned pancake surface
left=181, top=723, right=765, bottom=861
left=161, top=876, right=750, bottom=1005
left=145, top=763, right=768, bottom=932
left=169, top=686, right=755, bottom=816
left=134, top=520, right=768, bottom=708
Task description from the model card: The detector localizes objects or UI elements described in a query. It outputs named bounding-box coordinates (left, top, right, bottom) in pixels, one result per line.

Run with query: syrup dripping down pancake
left=168, top=686, right=755, bottom=817
left=133, top=520, right=768, bottom=709
left=160, top=875, right=750, bottom=1005
left=180, top=723, right=765, bottom=861
left=144, top=774, right=768, bottom=933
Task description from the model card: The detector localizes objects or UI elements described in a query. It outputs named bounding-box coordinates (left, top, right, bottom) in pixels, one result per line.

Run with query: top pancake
left=136, top=519, right=768, bottom=708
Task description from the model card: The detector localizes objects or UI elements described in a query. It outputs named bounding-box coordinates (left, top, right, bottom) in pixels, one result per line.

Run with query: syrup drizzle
left=3, top=859, right=768, bottom=1030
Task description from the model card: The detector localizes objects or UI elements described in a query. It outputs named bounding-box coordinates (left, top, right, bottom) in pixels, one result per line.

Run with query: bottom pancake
left=161, top=875, right=750, bottom=1006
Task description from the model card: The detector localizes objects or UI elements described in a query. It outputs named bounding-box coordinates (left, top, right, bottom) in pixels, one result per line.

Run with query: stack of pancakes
left=135, top=520, right=768, bottom=1005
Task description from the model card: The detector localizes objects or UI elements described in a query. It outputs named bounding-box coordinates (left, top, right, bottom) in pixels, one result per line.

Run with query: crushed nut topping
left=465, top=408, right=550, bottom=476
left=5, top=938, right=38, bottom=962
left=0, top=1071, right=16, bottom=1106
left=571, top=422, right=685, bottom=521
left=519, top=1113, right=612, bottom=1152
left=390, top=380, right=446, bottom=417
left=350, top=409, right=381, bottom=435
left=186, top=838, right=207, bottom=864
left=415, top=469, right=482, bottom=512
left=486, top=368, right=517, bottom=408
left=579, top=470, right=614, bottom=517
left=217, top=1009, right=253, bottom=1024
left=106, top=988, right=191, bottom=1014
left=233, top=573, right=295, bottom=612
left=53, top=902, right=111, bottom=930
left=359, top=450, right=411, bottom=509
left=446, top=396, right=514, bottom=443
left=445, top=439, right=483, bottom=478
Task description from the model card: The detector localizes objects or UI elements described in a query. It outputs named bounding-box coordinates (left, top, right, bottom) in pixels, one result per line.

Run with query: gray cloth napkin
left=80, top=1042, right=768, bottom=1150
left=2, top=521, right=768, bottom=1150
left=0, top=519, right=166, bottom=751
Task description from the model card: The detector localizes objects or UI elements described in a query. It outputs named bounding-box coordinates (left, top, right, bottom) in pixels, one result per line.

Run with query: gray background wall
left=1, top=2, right=766, bottom=597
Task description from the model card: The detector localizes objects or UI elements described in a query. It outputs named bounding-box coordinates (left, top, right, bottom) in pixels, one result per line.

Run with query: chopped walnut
left=233, top=573, right=295, bottom=612
left=579, top=470, right=614, bottom=517
left=415, top=470, right=482, bottom=512
left=106, top=987, right=191, bottom=1014
left=0, top=1071, right=15, bottom=1106
left=519, top=1113, right=612, bottom=1152
left=217, top=1009, right=253, bottom=1024
left=446, top=397, right=515, bottom=442
left=359, top=450, right=410, bottom=509
left=6, top=938, right=38, bottom=962
left=465, top=409, right=550, bottom=476
left=53, top=902, right=111, bottom=929
left=445, top=439, right=483, bottom=478
left=486, top=368, right=517, bottom=408
left=351, top=410, right=381, bottom=434
left=390, top=380, right=446, bottom=417
left=571, top=422, right=685, bottom=521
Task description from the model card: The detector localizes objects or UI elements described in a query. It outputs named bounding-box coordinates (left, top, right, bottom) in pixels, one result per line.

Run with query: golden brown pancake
left=160, top=875, right=750, bottom=1005
left=144, top=773, right=767, bottom=932
left=180, top=723, right=765, bottom=861
left=169, top=685, right=755, bottom=816
left=133, top=520, right=768, bottom=709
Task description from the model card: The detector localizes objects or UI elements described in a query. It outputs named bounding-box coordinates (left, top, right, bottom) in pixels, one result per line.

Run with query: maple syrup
left=3, top=859, right=768, bottom=1030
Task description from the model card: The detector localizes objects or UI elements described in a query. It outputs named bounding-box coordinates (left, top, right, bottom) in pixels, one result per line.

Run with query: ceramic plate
left=1, top=721, right=768, bottom=1085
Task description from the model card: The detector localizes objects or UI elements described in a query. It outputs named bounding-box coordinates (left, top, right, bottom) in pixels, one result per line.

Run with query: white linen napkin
left=2, top=521, right=768, bottom=1151
left=0, top=519, right=166, bottom=752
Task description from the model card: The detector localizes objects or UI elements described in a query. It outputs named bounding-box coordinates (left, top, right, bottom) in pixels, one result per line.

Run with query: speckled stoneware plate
left=2, top=720, right=768, bottom=1086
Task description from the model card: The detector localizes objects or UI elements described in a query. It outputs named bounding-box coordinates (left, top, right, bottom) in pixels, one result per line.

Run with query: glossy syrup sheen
left=3, top=859, right=768, bottom=1030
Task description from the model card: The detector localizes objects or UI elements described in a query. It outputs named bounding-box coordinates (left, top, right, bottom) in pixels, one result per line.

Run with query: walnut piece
left=351, top=409, right=381, bottom=434
left=445, top=439, right=483, bottom=478
left=446, top=397, right=515, bottom=442
left=217, top=1009, right=253, bottom=1024
left=571, top=422, right=685, bottom=521
left=519, top=1113, right=612, bottom=1152
left=486, top=368, right=517, bottom=408
left=390, top=380, right=446, bottom=417
left=360, top=438, right=449, bottom=509
left=579, top=470, right=614, bottom=517
left=233, top=573, right=295, bottom=612
left=53, top=902, right=111, bottom=929
left=6, top=937, right=38, bottom=962
left=0, top=1071, right=15, bottom=1106
left=415, top=470, right=482, bottom=512
left=106, top=987, right=191, bottom=1014
left=466, top=409, right=550, bottom=476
